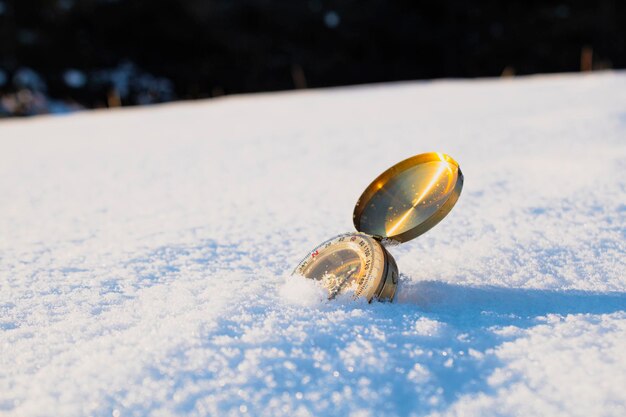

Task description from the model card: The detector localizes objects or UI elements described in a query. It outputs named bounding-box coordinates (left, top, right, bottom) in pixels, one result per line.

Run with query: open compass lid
left=353, top=152, right=463, bottom=243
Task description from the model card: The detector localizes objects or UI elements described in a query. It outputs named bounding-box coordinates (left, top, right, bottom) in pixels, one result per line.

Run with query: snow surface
left=1, top=72, right=625, bottom=417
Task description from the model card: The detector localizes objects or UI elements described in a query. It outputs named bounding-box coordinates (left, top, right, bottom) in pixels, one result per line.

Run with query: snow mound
left=279, top=274, right=327, bottom=306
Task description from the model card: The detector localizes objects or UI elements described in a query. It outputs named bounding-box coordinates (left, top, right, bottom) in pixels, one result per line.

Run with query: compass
left=293, top=152, right=463, bottom=302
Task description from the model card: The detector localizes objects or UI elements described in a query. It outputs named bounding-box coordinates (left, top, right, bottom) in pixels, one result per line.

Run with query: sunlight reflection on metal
left=353, top=152, right=463, bottom=242
left=386, top=161, right=449, bottom=235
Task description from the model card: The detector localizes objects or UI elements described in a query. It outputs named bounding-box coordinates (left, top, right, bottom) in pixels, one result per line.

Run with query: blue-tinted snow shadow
left=396, top=279, right=626, bottom=328
left=383, top=278, right=626, bottom=409
left=206, top=278, right=625, bottom=415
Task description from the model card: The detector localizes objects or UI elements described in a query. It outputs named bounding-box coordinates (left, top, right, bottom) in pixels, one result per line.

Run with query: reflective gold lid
left=353, top=152, right=463, bottom=243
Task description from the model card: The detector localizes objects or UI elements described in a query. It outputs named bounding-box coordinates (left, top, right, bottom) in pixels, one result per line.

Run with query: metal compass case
left=293, top=152, right=464, bottom=302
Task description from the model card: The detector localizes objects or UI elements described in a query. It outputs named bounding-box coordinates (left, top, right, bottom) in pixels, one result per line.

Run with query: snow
left=1, top=71, right=625, bottom=417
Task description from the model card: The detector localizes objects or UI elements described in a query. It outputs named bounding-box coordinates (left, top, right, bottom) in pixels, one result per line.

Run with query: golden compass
left=293, top=152, right=463, bottom=302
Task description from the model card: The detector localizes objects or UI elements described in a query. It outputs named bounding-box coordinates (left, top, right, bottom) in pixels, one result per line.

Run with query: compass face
left=293, top=233, right=387, bottom=301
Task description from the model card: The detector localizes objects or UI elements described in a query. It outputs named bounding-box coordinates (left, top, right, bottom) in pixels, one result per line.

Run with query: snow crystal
left=413, top=317, right=445, bottom=336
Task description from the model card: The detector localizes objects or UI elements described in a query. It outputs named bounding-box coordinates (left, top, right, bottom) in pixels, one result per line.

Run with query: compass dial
left=293, top=233, right=397, bottom=302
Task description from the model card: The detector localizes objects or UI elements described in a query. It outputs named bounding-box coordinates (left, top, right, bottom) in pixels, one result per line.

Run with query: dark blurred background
left=0, top=0, right=624, bottom=117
